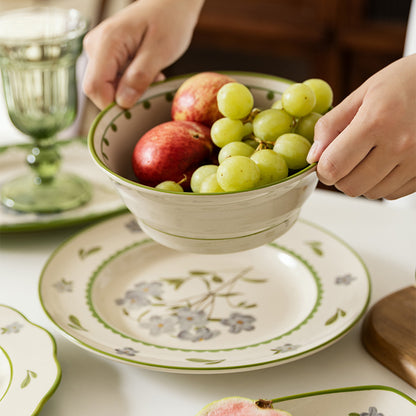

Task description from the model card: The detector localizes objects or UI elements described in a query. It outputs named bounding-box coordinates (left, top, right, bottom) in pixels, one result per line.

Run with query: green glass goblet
left=0, top=7, right=91, bottom=213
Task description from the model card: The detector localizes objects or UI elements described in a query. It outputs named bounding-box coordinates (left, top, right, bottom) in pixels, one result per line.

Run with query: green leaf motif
left=68, top=315, right=88, bottom=331
left=163, top=278, right=185, bottom=290
left=186, top=358, right=225, bottom=365
left=21, top=370, right=37, bottom=389
left=325, top=308, right=347, bottom=326
left=267, top=91, right=275, bottom=100
left=124, top=110, right=132, bottom=119
left=143, top=100, right=151, bottom=109
left=212, top=275, right=223, bottom=283
left=349, top=413, right=360, bottom=416
left=165, top=92, right=174, bottom=102
left=110, top=123, right=117, bottom=132
left=102, top=137, right=110, bottom=146
left=78, top=246, right=102, bottom=260
left=305, top=240, right=324, bottom=256
left=242, top=277, right=268, bottom=283
left=189, top=270, right=210, bottom=275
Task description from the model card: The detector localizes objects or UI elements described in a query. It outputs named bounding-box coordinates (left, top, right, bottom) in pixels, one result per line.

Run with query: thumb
left=307, top=85, right=366, bottom=163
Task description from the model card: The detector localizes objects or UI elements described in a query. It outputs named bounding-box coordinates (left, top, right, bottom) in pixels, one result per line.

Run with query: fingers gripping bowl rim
left=88, top=71, right=318, bottom=254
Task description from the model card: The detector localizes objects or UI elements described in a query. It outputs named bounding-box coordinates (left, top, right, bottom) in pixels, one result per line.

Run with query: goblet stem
left=27, top=137, right=61, bottom=185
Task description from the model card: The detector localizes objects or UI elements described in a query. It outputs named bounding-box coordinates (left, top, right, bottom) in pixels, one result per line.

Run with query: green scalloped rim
left=0, top=304, right=61, bottom=415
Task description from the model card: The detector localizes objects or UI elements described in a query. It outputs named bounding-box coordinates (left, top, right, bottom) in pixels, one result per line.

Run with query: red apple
left=171, top=72, right=235, bottom=126
left=132, top=120, right=214, bottom=190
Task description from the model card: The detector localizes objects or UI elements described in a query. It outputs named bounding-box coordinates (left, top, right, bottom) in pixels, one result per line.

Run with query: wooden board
left=361, top=286, right=416, bottom=388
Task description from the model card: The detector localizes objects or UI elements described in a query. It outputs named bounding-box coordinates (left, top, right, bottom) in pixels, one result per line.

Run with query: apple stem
left=255, top=399, right=274, bottom=409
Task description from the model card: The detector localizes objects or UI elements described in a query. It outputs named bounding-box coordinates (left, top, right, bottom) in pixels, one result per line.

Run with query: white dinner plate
left=272, top=385, right=415, bottom=415
left=39, top=212, right=371, bottom=374
left=0, top=305, right=61, bottom=415
left=0, top=139, right=126, bottom=232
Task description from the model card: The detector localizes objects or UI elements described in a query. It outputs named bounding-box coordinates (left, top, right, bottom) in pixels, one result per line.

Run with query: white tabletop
left=1, top=188, right=415, bottom=415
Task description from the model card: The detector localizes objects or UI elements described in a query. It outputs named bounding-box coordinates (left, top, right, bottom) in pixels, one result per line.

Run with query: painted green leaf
left=267, top=91, right=275, bottom=100
left=165, top=92, right=174, bottom=102
left=305, top=241, right=324, bottom=256
left=102, top=137, right=110, bottom=146
left=21, top=373, right=31, bottom=389
left=217, top=292, right=242, bottom=297
left=242, top=277, right=268, bottom=283
left=102, top=152, right=109, bottom=160
left=110, top=123, right=117, bottom=132
left=325, top=308, right=346, bottom=326
left=186, top=358, right=225, bottom=365
left=189, top=270, right=210, bottom=275
left=143, top=100, right=151, bottom=109
left=212, top=275, right=223, bottom=283
left=21, top=370, right=37, bottom=389
left=349, top=413, right=360, bottom=416
left=78, top=246, right=102, bottom=260
left=163, top=278, right=185, bottom=290
left=68, top=315, right=88, bottom=331
left=124, top=110, right=131, bottom=119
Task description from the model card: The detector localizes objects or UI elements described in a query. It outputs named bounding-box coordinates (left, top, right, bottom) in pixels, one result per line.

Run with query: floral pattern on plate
left=39, top=212, right=371, bottom=373
left=0, top=305, right=61, bottom=415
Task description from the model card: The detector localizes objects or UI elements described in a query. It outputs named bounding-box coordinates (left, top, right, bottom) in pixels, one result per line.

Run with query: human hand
left=307, top=54, right=416, bottom=200
left=83, top=0, right=204, bottom=109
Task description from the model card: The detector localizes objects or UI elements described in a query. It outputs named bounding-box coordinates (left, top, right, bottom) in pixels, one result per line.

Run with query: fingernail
left=307, top=142, right=319, bottom=163
left=116, top=86, right=139, bottom=108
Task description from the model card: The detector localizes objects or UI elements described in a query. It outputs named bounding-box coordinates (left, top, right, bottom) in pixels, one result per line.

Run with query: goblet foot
left=1, top=173, right=91, bottom=213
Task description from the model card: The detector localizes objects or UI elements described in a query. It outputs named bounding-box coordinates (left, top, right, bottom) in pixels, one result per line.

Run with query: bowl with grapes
left=88, top=71, right=323, bottom=254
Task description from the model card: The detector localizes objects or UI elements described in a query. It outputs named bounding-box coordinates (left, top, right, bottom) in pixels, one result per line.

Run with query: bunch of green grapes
left=159, top=78, right=333, bottom=193
left=188, top=78, right=332, bottom=193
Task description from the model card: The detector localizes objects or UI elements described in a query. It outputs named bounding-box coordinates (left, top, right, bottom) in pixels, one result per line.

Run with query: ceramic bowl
left=88, top=72, right=318, bottom=254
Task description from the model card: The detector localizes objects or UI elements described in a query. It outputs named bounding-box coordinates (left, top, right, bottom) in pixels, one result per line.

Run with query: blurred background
left=0, top=0, right=412, bottom=138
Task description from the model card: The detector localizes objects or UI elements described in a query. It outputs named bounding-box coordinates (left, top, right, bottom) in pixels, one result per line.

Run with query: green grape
left=155, top=181, right=184, bottom=192
left=217, top=155, right=260, bottom=192
left=281, top=83, right=316, bottom=117
left=199, top=173, right=224, bottom=193
left=211, top=117, right=245, bottom=148
left=271, top=99, right=283, bottom=109
left=273, top=133, right=311, bottom=170
left=190, top=164, right=218, bottom=193
left=242, top=137, right=259, bottom=149
left=295, top=112, right=322, bottom=143
left=218, top=141, right=255, bottom=164
left=217, top=82, right=254, bottom=120
left=303, top=78, right=333, bottom=114
left=250, top=149, right=288, bottom=186
left=242, top=122, right=253, bottom=137
left=252, top=108, right=294, bottom=142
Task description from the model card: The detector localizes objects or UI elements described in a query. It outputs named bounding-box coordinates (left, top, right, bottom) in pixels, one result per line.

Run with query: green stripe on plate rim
left=271, top=384, right=416, bottom=406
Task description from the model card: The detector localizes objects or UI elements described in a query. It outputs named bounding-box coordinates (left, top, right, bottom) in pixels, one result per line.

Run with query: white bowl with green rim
left=88, top=72, right=318, bottom=254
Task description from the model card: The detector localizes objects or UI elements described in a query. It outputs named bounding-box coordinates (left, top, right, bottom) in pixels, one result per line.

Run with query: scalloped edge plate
left=39, top=212, right=371, bottom=374
left=0, top=305, right=61, bottom=415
